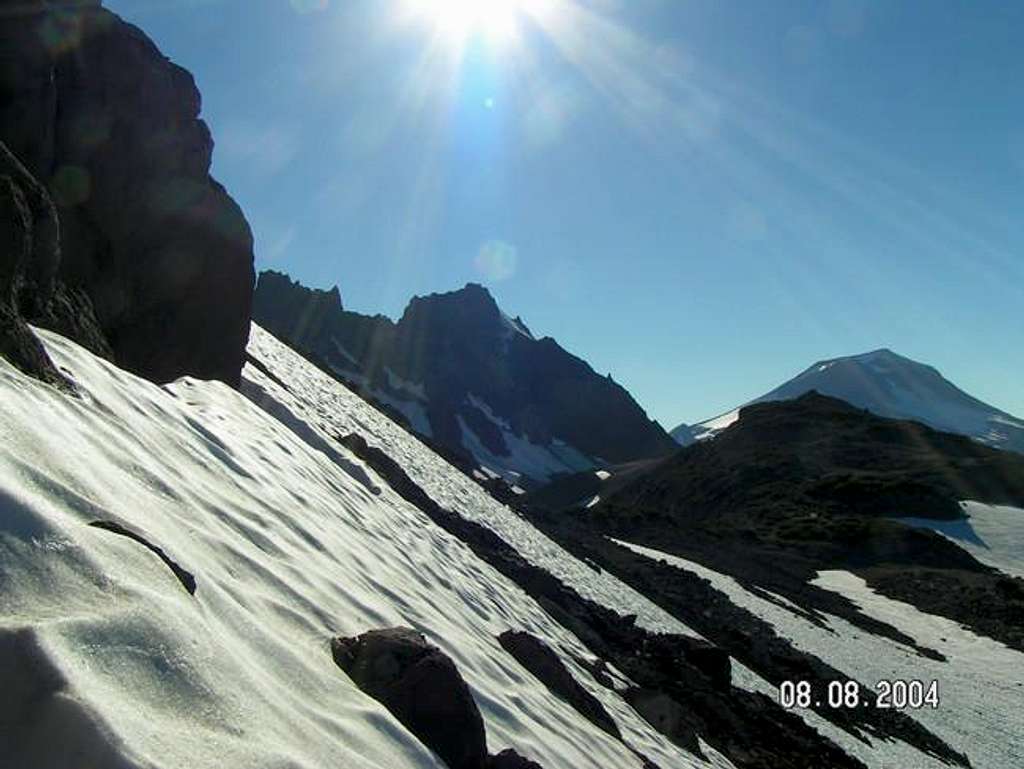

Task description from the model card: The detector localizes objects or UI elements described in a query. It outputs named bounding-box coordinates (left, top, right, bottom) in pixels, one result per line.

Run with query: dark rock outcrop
left=0, top=138, right=107, bottom=386
left=623, top=688, right=700, bottom=754
left=497, top=630, right=620, bottom=739
left=585, top=392, right=1024, bottom=652
left=0, top=1, right=254, bottom=385
left=331, top=627, right=488, bottom=769
left=0, top=163, right=64, bottom=383
left=254, top=271, right=677, bottom=484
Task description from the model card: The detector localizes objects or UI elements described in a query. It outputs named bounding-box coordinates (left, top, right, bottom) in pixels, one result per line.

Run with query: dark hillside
left=529, top=392, right=1024, bottom=654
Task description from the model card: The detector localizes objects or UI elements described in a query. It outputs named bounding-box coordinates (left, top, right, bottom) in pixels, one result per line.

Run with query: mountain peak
left=433, top=282, right=496, bottom=303
left=856, top=347, right=898, bottom=360
left=400, top=282, right=500, bottom=323
left=812, top=348, right=905, bottom=369
left=851, top=348, right=911, bottom=364
left=680, top=348, right=1024, bottom=454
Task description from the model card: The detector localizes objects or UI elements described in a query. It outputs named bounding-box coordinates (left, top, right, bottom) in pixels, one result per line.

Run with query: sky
left=106, top=0, right=1024, bottom=428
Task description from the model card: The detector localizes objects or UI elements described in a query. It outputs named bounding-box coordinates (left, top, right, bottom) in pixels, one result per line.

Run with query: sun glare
left=405, top=0, right=544, bottom=47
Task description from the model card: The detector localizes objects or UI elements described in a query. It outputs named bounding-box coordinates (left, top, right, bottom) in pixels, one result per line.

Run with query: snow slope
left=675, top=349, right=1024, bottom=452
left=677, top=409, right=740, bottom=443
left=612, top=539, right=1024, bottom=769
left=0, top=327, right=726, bottom=769
left=244, top=325, right=702, bottom=638
left=895, top=500, right=1024, bottom=580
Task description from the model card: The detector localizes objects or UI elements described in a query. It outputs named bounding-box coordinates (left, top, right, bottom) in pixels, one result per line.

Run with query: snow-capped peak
left=676, top=349, right=1024, bottom=453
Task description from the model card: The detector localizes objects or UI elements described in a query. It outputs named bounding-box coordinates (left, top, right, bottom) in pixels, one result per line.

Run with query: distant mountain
left=253, top=271, right=677, bottom=485
left=672, top=348, right=1024, bottom=454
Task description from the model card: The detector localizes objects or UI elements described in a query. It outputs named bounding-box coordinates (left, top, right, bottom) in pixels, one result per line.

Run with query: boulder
left=0, top=1, right=254, bottom=385
left=331, top=627, right=487, bottom=769
left=680, top=638, right=732, bottom=693
left=623, top=688, right=701, bottom=755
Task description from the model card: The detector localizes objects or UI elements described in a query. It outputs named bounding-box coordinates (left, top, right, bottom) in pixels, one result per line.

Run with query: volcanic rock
left=331, top=627, right=488, bottom=769
left=497, top=630, right=620, bottom=739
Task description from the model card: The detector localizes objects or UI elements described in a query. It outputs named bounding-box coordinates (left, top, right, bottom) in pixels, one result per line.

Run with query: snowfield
left=895, top=501, right=1024, bottom=580
left=0, top=327, right=730, bottom=769
left=244, top=325, right=701, bottom=640
left=612, top=539, right=1024, bottom=769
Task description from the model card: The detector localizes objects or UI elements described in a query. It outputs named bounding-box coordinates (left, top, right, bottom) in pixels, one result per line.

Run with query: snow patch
left=690, top=409, right=741, bottom=441
left=458, top=394, right=595, bottom=483
left=500, top=312, right=534, bottom=340
left=894, top=501, right=1024, bottom=579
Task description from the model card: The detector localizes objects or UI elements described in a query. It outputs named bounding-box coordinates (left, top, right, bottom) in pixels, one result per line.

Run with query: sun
left=404, top=0, right=541, bottom=47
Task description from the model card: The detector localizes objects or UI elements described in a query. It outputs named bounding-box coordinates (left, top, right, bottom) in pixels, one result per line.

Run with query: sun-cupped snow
left=612, top=538, right=1024, bottom=769
left=894, top=501, right=1024, bottom=580
left=325, top=357, right=434, bottom=439
left=0, top=328, right=724, bottom=769
left=674, top=349, right=1024, bottom=452
left=245, top=325, right=699, bottom=639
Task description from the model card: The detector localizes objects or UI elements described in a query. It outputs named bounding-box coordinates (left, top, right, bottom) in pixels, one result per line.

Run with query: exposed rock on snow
left=497, top=630, right=621, bottom=739
left=88, top=520, right=196, bottom=596
left=332, top=627, right=489, bottom=769
left=485, top=749, right=545, bottom=769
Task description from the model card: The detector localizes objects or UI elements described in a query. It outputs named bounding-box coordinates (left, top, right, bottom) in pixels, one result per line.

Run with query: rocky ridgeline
left=0, top=0, right=254, bottom=385
left=254, top=270, right=678, bottom=483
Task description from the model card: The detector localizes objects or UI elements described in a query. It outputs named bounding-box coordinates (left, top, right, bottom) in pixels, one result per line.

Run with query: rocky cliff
left=254, top=271, right=678, bottom=484
left=0, top=0, right=254, bottom=385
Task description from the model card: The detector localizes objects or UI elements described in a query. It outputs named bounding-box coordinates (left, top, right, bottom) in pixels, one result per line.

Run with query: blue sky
left=106, top=0, right=1024, bottom=428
